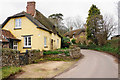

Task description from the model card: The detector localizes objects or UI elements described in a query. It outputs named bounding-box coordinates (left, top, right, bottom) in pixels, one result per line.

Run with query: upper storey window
left=15, top=18, right=21, bottom=29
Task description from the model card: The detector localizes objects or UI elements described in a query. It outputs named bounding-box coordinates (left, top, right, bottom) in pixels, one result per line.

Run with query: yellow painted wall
left=3, top=16, right=61, bottom=52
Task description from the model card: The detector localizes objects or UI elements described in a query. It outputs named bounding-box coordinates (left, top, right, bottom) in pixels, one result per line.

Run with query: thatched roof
left=64, top=29, right=85, bottom=38
left=1, top=10, right=61, bottom=37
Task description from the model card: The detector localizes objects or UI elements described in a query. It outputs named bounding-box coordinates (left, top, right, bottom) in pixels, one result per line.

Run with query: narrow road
left=55, top=49, right=118, bottom=78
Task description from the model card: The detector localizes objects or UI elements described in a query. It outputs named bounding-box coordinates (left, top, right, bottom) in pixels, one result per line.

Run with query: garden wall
left=57, top=47, right=82, bottom=59
left=2, top=48, right=20, bottom=67
left=2, top=47, right=82, bottom=67
left=1, top=49, right=43, bottom=67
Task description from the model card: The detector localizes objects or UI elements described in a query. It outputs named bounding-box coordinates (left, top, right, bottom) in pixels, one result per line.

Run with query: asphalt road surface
left=55, top=49, right=118, bottom=78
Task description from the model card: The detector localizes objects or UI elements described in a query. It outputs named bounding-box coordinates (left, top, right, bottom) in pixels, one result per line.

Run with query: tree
left=48, top=13, right=63, bottom=27
left=86, top=4, right=102, bottom=45
left=86, top=4, right=117, bottom=46
left=48, top=13, right=68, bottom=36
left=73, top=16, right=83, bottom=29
left=103, top=15, right=117, bottom=39
left=65, top=16, right=83, bottom=31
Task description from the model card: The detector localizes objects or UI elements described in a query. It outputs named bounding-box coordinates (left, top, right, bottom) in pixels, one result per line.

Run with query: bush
left=28, top=49, right=40, bottom=53
left=71, top=39, right=76, bottom=44
left=64, top=51, right=70, bottom=56
left=43, top=50, right=70, bottom=56
left=43, top=50, right=62, bottom=55
left=61, top=37, right=71, bottom=48
left=2, top=48, right=19, bottom=55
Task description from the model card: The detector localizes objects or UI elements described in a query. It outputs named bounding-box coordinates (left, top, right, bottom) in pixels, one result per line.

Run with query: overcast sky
left=0, top=0, right=119, bottom=35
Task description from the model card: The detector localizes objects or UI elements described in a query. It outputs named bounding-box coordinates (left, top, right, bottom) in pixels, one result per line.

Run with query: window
left=13, top=41, right=18, bottom=50
left=24, top=36, right=31, bottom=47
left=57, top=39, right=59, bottom=46
left=15, top=18, right=21, bottom=28
left=73, top=35, right=75, bottom=38
left=44, top=37, right=47, bottom=47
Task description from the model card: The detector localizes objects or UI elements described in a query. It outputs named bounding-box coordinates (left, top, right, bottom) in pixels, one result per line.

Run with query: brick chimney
left=70, top=27, right=73, bottom=31
left=26, top=1, right=36, bottom=16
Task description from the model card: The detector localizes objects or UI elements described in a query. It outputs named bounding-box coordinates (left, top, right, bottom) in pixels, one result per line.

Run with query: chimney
left=26, top=1, right=36, bottom=16
left=70, top=27, right=73, bottom=31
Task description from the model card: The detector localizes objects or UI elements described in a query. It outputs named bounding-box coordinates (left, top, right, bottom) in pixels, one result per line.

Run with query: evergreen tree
left=86, top=4, right=103, bottom=45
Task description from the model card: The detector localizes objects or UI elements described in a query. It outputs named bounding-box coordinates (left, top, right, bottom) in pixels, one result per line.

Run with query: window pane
left=15, top=19, right=19, bottom=27
left=28, top=37, right=31, bottom=45
left=15, top=18, right=21, bottom=28
left=19, top=19, right=21, bottom=27
left=44, top=37, right=47, bottom=46
left=57, top=39, right=59, bottom=44
left=13, top=41, right=17, bottom=50
left=25, top=37, right=27, bottom=46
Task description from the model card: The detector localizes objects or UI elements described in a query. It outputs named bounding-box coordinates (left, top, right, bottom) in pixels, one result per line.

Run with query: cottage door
left=51, top=39, right=53, bottom=50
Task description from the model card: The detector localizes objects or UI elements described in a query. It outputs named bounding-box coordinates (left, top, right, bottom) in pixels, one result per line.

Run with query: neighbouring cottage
left=64, top=28, right=88, bottom=44
left=111, top=35, right=120, bottom=40
left=1, top=1, right=61, bottom=52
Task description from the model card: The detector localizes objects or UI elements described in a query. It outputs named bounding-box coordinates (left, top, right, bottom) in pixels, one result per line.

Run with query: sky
left=0, top=0, right=119, bottom=35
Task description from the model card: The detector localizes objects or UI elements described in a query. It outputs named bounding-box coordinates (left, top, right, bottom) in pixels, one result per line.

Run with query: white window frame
left=24, top=36, right=31, bottom=47
left=13, top=41, right=18, bottom=50
left=15, top=18, right=21, bottom=28
left=44, top=37, right=47, bottom=47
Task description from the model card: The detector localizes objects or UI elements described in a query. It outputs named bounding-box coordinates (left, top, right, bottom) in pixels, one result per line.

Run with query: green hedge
left=78, top=39, right=120, bottom=55
left=2, top=48, right=19, bottom=55
left=43, top=50, right=70, bottom=56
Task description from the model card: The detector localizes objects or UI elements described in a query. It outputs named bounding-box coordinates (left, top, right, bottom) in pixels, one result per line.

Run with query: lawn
left=0, top=66, right=22, bottom=79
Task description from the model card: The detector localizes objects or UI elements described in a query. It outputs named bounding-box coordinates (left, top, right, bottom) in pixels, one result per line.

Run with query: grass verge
left=1, top=66, right=22, bottom=79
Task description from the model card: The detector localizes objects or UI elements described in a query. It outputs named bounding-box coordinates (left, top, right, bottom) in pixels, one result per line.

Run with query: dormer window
left=15, top=18, right=21, bottom=29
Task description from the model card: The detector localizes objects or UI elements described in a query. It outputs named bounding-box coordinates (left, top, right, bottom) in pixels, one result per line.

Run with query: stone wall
left=28, top=50, right=43, bottom=64
left=2, top=47, right=81, bottom=67
left=2, top=48, right=20, bottom=67
left=57, top=47, right=82, bottom=59
left=2, top=49, right=43, bottom=67
left=69, top=47, right=82, bottom=59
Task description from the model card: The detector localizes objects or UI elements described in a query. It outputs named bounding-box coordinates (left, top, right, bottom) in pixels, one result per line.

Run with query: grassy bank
left=1, top=66, right=22, bottom=79
left=79, top=39, right=120, bottom=56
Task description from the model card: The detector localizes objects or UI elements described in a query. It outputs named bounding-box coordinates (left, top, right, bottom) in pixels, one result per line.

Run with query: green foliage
left=49, top=13, right=63, bottom=20
left=78, top=39, right=120, bottom=55
left=88, top=4, right=100, bottom=17
left=86, top=4, right=104, bottom=45
left=64, top=51, right=70, bottom=56
left=48, top=13, right=68, bottom=36
left=45, top=57, right=64, bottom=61
left=28, top=49, right=41, bottom=53
left=1, top=66, right=22, bottom=79
left=2, top=48, right=19, bottom=55
left=61, top=37, right=71, bottom=48
left=43, top=50, right=62, bottom=55
left=43, top=50, right=70, bottom=56
left=71, top=39, right=76, bottom=44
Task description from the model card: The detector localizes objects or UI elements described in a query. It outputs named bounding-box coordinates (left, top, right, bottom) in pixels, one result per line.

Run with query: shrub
left=61, top=37, right=71, bottom=48
left=71, top=39, right=76, bottom=44
left=2, top=48, right=19, bottom=55
left=28, top=49, right=40, bottom=53
left=43, top=50, right=62, bottom=55
left=64, top=51, right=70, bottom=56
